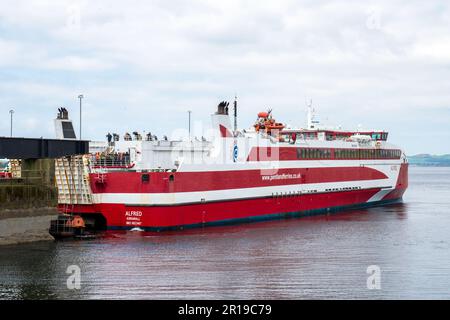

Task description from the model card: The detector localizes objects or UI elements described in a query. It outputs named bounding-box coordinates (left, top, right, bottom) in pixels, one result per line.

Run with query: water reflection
left=1, top=167, right=450, bottom=299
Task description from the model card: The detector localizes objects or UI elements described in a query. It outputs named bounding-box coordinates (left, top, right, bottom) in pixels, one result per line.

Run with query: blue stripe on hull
left=107, top=198, right=403, bottom=233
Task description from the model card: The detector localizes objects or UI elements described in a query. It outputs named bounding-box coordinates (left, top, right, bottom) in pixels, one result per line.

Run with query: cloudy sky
left=0, top=0, right=449, bottom=154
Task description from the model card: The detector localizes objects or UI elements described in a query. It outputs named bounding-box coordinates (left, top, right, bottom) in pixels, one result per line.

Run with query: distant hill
left=408, top=154, right=450, bottom=166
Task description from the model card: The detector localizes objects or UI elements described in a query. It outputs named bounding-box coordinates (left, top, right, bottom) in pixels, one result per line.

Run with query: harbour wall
left=0, top=159, right=58, bottom=245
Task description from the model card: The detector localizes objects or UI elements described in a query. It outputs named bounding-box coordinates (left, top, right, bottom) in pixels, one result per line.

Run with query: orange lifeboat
left=254, top=110, right=285, bottom=137
left=258, top=111, right=269, bottom=118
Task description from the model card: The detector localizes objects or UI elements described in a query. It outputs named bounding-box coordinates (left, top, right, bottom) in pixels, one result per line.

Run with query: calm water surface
left=1, top=166, right=450, bottom=299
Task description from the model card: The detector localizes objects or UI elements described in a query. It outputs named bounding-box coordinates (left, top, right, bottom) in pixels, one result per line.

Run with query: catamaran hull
left=58, top=163, right=408, bottom=231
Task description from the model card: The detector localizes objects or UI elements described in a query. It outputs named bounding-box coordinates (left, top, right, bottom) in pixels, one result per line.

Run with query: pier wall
left=0, top=159, right=57, bottom=212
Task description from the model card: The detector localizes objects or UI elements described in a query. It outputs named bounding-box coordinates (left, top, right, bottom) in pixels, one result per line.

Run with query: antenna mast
left=233, top=95, right=238, bottom=134
left=306, top=99, right=314, bottom=129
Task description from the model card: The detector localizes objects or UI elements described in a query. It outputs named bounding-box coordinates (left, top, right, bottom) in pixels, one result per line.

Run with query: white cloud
left=0, top=0, right=449, bottom=154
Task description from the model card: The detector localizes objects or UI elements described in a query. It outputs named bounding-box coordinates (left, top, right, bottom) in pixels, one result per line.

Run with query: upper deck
left=88, top=102, right=404, bottom=173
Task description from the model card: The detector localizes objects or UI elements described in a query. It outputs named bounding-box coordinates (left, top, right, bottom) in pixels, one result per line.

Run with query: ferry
left=50, top=100, right=408, bottom=235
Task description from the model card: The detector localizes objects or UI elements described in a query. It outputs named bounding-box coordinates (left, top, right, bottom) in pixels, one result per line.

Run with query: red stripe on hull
left=62, top=188, right=389, bottom=229
left=383, top=163, right=408, bottom=201
left=90, top=167, right=388, bottom=194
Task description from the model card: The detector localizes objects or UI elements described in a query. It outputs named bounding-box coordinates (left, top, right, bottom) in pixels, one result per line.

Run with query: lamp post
left=78, top=94, right=84, bottom=140
left=9, top=109, right=14, bottom=137
left=188, top=110, right=192, bottom=140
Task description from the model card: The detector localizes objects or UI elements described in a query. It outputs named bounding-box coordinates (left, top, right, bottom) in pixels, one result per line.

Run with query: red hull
left=59, top=165, right=408, bottom=231
left=59, top=188, right=406, bottom=231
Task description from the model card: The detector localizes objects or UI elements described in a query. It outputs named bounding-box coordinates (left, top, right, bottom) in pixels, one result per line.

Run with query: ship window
left=169, top=174, right=174, bottom=182
left=142, top=174, right=150, bottom=183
